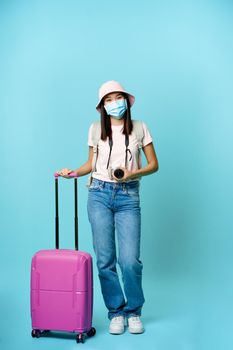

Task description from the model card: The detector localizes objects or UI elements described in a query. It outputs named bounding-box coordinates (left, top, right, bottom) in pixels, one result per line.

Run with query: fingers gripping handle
left=54, top=171, right=78, bottom=178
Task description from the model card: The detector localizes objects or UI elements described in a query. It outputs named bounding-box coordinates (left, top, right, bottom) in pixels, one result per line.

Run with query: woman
left=57, top=80, right=159, bottom=335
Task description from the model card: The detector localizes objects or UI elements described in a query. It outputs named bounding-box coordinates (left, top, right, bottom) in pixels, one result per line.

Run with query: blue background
left=1, top=0, right=233, bottom=349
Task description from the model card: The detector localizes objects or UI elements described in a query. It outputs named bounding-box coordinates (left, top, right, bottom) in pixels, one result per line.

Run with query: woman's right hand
left=56, top=168, right=74, bottom=178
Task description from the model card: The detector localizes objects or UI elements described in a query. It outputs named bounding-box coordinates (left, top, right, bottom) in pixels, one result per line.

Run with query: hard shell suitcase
left=30, top=173, right=96, bottom=344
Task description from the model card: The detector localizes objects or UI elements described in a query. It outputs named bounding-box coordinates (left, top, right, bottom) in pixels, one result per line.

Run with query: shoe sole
left=128, top=328, right=144, bottom=334
left=109, top=330, right=125, bottom=335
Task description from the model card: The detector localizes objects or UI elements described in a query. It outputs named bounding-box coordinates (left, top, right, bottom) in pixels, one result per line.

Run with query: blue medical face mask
left=104, top=99, right=127, bottom=119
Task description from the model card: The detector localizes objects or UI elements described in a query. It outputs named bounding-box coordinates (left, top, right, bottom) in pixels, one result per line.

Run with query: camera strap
left=106, top=137, right=113, bottom=169
left=106, top=135, right=132, bottom=170
left=125, top=135, right=133, bottom=168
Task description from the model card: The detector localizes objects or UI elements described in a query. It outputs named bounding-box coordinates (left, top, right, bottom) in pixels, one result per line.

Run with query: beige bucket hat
left=96, top=80, right=135, bottom=112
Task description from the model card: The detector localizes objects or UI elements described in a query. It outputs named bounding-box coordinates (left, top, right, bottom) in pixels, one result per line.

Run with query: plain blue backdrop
left=1, top=0, right=233, bottom=349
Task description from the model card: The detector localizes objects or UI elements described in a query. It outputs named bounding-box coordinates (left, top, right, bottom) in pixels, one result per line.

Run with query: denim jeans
left=87, top=178, right=145, bottom=320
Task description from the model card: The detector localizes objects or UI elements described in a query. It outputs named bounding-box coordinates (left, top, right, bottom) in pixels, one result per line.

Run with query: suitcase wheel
left=87, top=327, right=96, bottom=338
left=76, top=333, right=85, bottom=344
left=31, top=329, right=50, bottom=338
left=31, top=329, right=41, bottom=338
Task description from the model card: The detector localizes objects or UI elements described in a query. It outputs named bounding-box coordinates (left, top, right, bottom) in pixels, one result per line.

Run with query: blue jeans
left=87, top=178, right=145, bottom=320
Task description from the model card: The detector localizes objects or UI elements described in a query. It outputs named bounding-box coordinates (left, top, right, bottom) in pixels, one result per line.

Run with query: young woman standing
left=57, top=80, right=159, bottom=335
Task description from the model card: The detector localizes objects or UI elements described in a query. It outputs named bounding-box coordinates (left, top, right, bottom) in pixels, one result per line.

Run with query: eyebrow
left=105, top=93, right=124, bottom=100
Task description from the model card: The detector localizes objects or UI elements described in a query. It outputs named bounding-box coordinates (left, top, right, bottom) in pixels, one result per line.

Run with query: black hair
left=99, top=94, right=133, bottom=141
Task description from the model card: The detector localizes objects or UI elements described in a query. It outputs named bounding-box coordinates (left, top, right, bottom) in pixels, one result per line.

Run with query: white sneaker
left=109, top=316, right=125, bottom=335
left=128, top=316, right=144, bottom=334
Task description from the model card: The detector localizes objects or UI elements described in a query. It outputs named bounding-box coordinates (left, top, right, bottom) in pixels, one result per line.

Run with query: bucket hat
left=96, top=80, right=135, bottom=112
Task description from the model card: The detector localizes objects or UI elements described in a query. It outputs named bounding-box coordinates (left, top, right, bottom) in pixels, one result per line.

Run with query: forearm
left=74, top=161, right=92, bottom=177
left=130, top=143, right=159, bottom=179
left=130, top=162, right=158, bottom=179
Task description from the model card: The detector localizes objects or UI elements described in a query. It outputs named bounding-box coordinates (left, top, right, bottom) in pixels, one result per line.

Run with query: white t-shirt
left=88, top=121, right=153, bottom=182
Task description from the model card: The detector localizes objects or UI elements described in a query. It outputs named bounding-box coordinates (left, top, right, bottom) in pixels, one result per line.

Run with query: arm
left=56, top=147, right=94, bottom=178
left=74, top=146, right=94, bottom=177
left=119, top=142, right=159, bottom=181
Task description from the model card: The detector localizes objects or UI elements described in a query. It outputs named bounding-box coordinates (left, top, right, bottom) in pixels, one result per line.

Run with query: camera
left=108, top=167, right=125, bottom=180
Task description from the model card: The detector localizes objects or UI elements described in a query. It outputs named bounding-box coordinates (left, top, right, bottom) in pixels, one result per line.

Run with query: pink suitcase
left=30, top=173, right=96, bottom=344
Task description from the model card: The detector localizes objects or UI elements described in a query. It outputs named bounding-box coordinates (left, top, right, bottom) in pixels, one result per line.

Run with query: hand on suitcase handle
left=54, top=171, right=78, bottom=178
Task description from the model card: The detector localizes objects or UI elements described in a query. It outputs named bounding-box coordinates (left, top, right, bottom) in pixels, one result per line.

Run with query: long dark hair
left=100, top=94, right=133, bottom=141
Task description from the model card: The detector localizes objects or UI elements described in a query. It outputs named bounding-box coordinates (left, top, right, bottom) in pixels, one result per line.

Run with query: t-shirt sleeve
left=142, top=122, right=153, bottom=147
left=87, top=123, right=94, bottom=147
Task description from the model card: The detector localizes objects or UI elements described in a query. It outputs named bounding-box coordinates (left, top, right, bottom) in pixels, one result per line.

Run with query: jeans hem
left=108, top=311, right=142, bottom=320
left=125, top=312, right=142, bottom=319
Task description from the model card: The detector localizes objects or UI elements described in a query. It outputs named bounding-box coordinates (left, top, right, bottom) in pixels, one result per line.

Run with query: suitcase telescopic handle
left=54, top=172, right=78, bottom=250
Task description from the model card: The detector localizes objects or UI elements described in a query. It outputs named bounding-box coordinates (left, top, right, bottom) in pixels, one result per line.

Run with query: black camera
left=113, top=168, right=125, bottom=179
left=108, top=167, right=125, bottom=180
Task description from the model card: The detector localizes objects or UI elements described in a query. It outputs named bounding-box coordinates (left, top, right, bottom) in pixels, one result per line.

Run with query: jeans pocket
left=89, top=180, right=103, bottom=192
left=126, top=184, right=140, bottom=197
left=89, top=184, right=100, bottom=191
left=127, top=190, right=139, bottom=197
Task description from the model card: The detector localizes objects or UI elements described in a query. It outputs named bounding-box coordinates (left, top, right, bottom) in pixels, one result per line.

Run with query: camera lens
left=114, top=168, right=124, bottom=179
